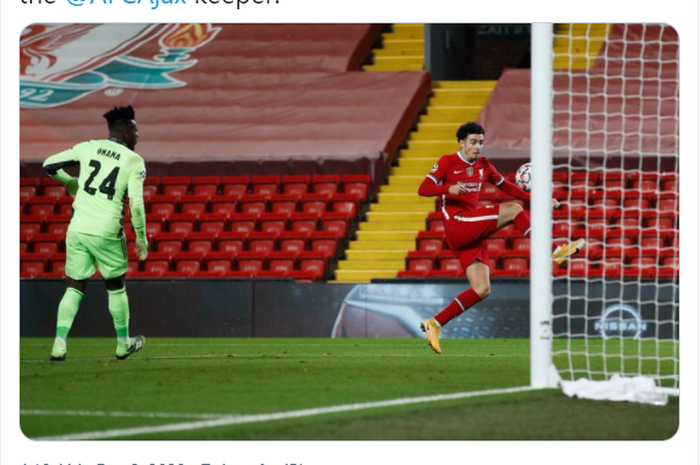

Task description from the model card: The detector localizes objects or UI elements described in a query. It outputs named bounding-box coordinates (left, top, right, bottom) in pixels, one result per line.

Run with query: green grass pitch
left=20, top=337, right=678, bottom=440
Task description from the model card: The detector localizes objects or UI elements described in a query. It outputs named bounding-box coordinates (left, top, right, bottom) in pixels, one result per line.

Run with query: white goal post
left=530, top=23, right=680, bottom=395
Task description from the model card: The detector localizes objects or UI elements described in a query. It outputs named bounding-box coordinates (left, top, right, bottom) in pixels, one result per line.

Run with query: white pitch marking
left=21, top=409, right=235, bottom=420
left=35, top=385, right=536, bottom=440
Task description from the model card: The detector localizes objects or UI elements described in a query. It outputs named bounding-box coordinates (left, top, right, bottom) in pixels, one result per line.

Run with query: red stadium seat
left=180, top=195, right=209, bottom=217
left=269, top=194, right=300, bottom=215
left=309, top=231, right=339, bottom=257
left=279, top=231, right=310, bottom=254
left=259, top=213, right=289, bottom=234
left=31, top=233, right=63, bottom=255
left=484, top=238, right=506, bottom=255
left=437, top=251, right=462, bottom=273
left=239, top=194, right=268, bottom=216
left=228, top=213, right=258, bottom=235
left=657, top=193, right=678, bottom=213
left=251, top=175, right=281, bottom=196
left=511, top=237, right=530, bottom=254
left=289, top=212, right=320, bottom=233
left=568, top=258, right=591, bottom=277
left=300, top=194, right=330, bottom=215
left=214, top=232, right=245, bottom=254
left=502, top=258, right=528, bottom=276
left=247, top=232, right=278, bottom=254
left=42, top=182, right=68, bottom=198
left=161, top=176, right=191, bottom=198
left=330, top=194, right=359, bottom=217
left=298, top=251, right=327, bottom=278
left=406, top=251, right=436, bottom=272
left=21, top=255, right=47, bottom=277
left=417, top=231, right=444, bottom=252
left=320, top=212, right=349, bottom=237
left=210, top=196, right=238, bottom=216
left=154, top=232, right=185, bottom=256
left=149, top=195, right=179, bottom=218
left=186, top=232, right=215, bottom=254
left=268, top=251, right=297, bottom=274
left=281, top=175, right=311, bottom=195
left=312, top=174, right=341, bottom=196
left=426, top=212, right=444, bottom=232
left=570, top=171, right=600, bottom=187
left=20, top=179, right=38, bottom=202
left=45, top=215, right=71, bottom=235
left=342, top=174, right=370, bottom=200
left=20, top=215, right=43, bottom=239
left=623, top=197, right=651, bottom=210
left=191, top=176, right=221, bottom=198
left=236, top=252, right=265, bottom=274
left=646, top=216, right=674, bottom=229
left=143, top=252, right=172, bottom=276
left=204, top=252, right=236, bottom=273
left=552, top=221, right=572, bottom=238
left=601, top=171, right=627, bottom=189
left=27, top=198, right=56, bottom=216
left=198, top=213, right=228, bottom=235
left=640, top=235, right=664, bottom=250
left=173, top=252, right=205, bottom=276
left=168, top=213, right=196, bottom=235
left=221, top=175, right=250, bottom=197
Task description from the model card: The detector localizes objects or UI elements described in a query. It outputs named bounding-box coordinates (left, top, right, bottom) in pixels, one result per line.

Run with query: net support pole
left=530, top=23, right=558, bottom=388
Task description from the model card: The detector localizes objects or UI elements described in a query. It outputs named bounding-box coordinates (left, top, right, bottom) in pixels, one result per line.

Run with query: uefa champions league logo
left=594, top=304, right=648, bottom=339
left=20, top=23, right=220, bottom=108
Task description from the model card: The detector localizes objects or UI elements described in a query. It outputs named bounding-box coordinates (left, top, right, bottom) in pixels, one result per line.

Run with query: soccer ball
left=515, top=163, right=532, bottom=192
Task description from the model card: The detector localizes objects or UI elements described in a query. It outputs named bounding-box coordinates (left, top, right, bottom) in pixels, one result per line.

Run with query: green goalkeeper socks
left=107, top=288, right=131, bottom=352
left=53, top=287, right=84, bottom=351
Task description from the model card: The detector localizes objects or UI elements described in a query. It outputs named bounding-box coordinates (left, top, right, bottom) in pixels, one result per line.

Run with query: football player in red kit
left=418, top=122, right=584, bottom=354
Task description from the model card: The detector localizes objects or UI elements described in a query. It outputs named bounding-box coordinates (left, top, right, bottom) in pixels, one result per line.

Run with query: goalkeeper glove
left=135, top=237, right=149, bottom=261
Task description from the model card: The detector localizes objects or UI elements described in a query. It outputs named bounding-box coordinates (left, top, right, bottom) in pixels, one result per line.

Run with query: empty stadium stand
left=19, top=24, right=679, bottom=283
left=20, top=173, right=374, bottom=281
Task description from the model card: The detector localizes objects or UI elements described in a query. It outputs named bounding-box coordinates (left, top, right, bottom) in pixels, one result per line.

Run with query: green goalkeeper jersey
left=43, top=139, right=147, bottom=240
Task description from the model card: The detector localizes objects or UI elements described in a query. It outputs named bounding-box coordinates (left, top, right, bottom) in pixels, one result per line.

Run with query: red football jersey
left=424, top=153, right=505, bottom=219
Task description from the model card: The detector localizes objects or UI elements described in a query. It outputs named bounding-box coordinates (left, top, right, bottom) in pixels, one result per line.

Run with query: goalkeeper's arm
left=128, top=163, right=149, bottom=260
left=43, top=150, right=79, bottom=197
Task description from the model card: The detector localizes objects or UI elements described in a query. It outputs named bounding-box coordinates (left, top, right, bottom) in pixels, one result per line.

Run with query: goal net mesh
left=549, top=24, right=679, bottom=391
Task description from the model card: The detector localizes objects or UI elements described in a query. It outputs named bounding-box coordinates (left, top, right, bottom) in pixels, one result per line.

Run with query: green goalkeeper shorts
left=64, top=231, right=128, bottom=280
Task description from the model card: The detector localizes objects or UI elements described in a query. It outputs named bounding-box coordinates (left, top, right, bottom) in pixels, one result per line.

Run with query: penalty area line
left=36, top=385, right=536, bottom=440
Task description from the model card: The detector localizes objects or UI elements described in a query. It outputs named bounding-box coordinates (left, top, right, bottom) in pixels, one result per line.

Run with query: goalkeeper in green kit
left=43, top=105, right=148, bottom=361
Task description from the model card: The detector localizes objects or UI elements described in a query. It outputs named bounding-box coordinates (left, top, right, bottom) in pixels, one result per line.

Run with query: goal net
left=549, top=24, right=679, bottom=394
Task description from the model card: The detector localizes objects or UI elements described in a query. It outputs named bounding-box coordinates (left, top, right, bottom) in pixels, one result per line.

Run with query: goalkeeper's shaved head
left=103, top=105, right=139, bottom=150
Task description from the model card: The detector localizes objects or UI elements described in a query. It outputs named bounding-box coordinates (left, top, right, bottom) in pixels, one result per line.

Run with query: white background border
left=2, top=2, right=698, bottom=465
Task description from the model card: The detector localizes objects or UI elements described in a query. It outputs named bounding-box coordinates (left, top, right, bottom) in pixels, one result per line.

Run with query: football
left=515, top=162, right=532, bottom=192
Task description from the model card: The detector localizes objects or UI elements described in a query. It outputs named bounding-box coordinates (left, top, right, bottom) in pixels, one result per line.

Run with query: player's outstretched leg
left=420, top=318, right=442, bottom=354
left=116, top=335, right=146, bottom=360
left=552, top=238, right=586, bottom=266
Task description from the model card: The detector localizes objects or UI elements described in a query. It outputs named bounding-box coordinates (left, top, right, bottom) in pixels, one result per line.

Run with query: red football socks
left=435, top=288, right=483, bottom=327
left=513, top=210, right=531, bottom=236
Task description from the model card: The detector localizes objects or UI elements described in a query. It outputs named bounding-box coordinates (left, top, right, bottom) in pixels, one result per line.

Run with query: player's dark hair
left=103, top=105, right=136, bottom=129
left=456, top=122, right=485, bottom=141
